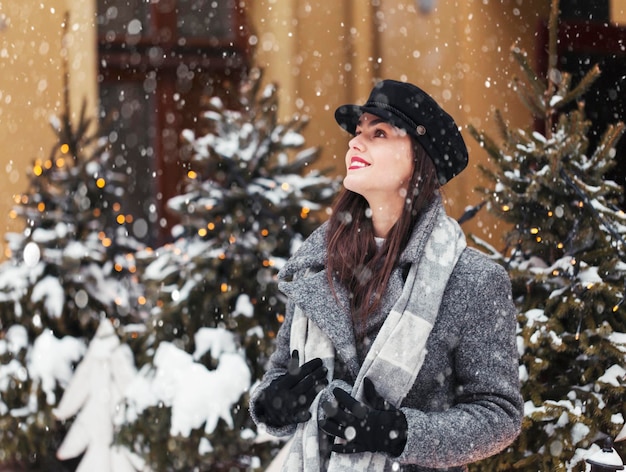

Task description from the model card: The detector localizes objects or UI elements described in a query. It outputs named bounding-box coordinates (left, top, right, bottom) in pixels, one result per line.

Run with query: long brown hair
left=326, top=137, right=440, bottom=332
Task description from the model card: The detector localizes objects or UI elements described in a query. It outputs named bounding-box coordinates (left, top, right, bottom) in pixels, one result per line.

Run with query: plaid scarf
left=282, top=205, right=466, bottom=471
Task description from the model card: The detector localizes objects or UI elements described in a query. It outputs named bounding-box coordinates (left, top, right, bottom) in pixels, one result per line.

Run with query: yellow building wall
left=0, top=0, right=97, bottom=259
left=612, top=0, right=626, bottom=23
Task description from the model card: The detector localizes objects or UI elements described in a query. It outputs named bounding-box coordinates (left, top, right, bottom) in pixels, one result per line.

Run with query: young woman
left=250, top=80, right=523, bottom=472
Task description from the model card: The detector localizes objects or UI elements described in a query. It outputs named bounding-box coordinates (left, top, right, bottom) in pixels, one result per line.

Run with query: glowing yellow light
left=116, top=215, right=126, bottom=225
left=33, top=164, right=43, bottom=176
left=586, top=283, right=594, bottom=290
left=613, top=304, right=620, bottom=312
left=502, top=205, right=511, bottom=212
left=198, top=228, right=207, bottom=237
left=96, top=178, right=106, bottom=188
left=129, top=265, right=136, bottom=274
left=548, top=211, right=553, bottom=217
left=4, top=247, right=12, bottom=258
left=114, top=263, right=123, bottom=272
left=571, top=258, right=577, bottom=266
left=530, top=227, right=539, bottom=234
left=535, top=236, right=542, bottom=243
left=301, top=207, right=310, bottom=219
left=37, top=202, right=45, bottom=212
left=261, top=229, right=269, bottom=236
left=229, top=235, right=236, bottom=244
left=98, top=231, right=106, bottom=240
left=557, top=242, right=564, bottom=249
left=56, top=157, right=65, bottom=168
left=21, top=195, right=28, bottom=204
left=218, top=253, right=226, bottom=260
left=552, top=270, right=559, bottom=276
left=102, top=237, right=112, bottom=247
left=138, top=296, right=146, bottom=305
left=60, top=143, right=70, bottom=154
left=207, top=222, right=215, bottom=230
left=114, top=297, right=123, bottom=306
left=281, top=182, right=290, bottom=191
left=9, top=209, right=18, bottom=219
left=188, top=170, right=198, bottom=179
left=220, top=283, right=228, bottom=292
left=276, top=314, right=285, bottom=323
left=578, top=201, right=584, bottom=208
left=44, top=160, right=53, bottom=169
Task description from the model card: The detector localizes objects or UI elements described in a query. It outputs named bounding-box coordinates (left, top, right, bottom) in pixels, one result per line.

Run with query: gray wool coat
left=249, top=199, right=523, bottom=471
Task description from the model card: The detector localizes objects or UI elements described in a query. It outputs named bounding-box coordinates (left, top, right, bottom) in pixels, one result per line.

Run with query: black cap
left=335, top=80, right=468, bottom=185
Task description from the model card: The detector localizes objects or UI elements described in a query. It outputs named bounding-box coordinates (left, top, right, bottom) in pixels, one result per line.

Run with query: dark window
left=538, top=17, right=626, bottom=205
left=96, top=0, right=251, bottom=245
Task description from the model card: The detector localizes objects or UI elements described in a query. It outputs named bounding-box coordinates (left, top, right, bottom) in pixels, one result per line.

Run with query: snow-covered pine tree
left=118, top=68, right=340, bottom=471
left=467, top=1, right=626, bottom=470
left=54, top=319, right=143, bottom=472
left=0, top=52, right=147, bottom=470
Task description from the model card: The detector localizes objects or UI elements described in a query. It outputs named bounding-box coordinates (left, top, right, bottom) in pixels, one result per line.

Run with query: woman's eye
left=374, top=129, right=386, bottom=137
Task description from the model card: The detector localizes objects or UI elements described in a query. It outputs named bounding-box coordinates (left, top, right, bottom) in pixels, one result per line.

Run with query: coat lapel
left=280, top=269, right=360, bottom=380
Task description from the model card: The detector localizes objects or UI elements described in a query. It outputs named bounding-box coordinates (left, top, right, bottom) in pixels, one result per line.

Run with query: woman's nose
left=349, top=135, right=363, bottom=150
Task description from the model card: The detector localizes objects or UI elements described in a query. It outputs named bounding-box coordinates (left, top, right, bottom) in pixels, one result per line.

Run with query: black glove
left=320, top=377, right=408, bottom=457
left=256, top=350, right=328, bottom=427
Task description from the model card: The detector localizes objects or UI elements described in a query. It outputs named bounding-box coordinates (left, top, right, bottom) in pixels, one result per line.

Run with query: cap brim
left=335, top=104, right=410, bottom=136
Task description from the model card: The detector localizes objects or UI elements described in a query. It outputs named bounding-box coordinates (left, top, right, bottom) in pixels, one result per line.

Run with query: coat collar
left=277, top=194, right=445, bottom=379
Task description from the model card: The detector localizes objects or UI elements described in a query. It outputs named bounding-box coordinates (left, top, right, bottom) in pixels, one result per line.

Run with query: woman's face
left=343, top=112, right=414, bottom=206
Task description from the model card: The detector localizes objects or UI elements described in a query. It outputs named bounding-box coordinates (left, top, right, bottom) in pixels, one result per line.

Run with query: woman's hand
left=321, top=377, right=408, bottom=457
left=256, top=350, right=328, bottom=427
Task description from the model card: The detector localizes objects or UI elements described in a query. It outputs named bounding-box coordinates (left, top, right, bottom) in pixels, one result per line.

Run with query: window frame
left=97, top=1, right=252, bottom=244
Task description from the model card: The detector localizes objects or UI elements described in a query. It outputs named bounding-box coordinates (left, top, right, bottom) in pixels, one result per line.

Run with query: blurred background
left=1, top=0, right=626, bottom=252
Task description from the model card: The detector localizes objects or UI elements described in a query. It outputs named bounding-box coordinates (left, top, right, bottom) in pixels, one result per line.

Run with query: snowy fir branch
left=467, top=0, right=626, bottom=470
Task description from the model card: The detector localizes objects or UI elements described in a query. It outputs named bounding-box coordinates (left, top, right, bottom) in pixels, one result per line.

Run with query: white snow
left=124, top=330, right=251, bottom=438
left=29, top=330, right=86, bottom=404
left=234, top=294, right=254, bottom=317
left=31, top=275, right=65, bottom=318
left=597, top=364, right=626, bottom=387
